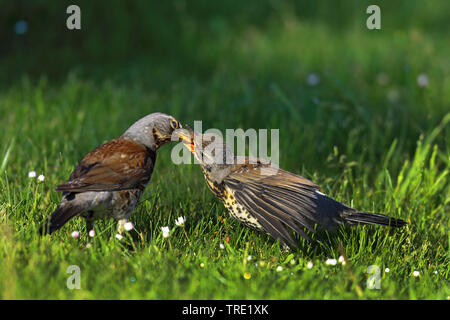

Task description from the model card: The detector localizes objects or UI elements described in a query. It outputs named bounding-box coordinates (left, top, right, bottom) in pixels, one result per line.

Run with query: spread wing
left=223, top=161, right=345, bottom=245
left=55, top=139, right=156, bottom=192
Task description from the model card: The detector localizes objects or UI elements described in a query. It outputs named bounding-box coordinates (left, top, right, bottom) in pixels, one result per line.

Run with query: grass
left=0, top=4, right=449, bottom=299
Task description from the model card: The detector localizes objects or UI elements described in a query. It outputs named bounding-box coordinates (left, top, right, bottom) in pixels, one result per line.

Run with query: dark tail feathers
left=39, top=205, right=81, bottom=235
left=343, top=211, right=406, bottom=228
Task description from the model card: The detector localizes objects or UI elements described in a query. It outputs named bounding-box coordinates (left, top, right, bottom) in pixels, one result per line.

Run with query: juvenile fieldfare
left=177, top=129, right=406, bottom=248
left=39, top=112, right=182, bottom=235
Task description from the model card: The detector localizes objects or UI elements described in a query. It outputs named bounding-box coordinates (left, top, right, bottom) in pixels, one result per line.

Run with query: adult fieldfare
left=177, top=129, right=406, bottom=248
left=39, top=112, right=182, bottom=235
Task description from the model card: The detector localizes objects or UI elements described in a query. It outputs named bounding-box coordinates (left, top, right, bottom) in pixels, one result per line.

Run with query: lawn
left=0, top=1, right=448, bottom=299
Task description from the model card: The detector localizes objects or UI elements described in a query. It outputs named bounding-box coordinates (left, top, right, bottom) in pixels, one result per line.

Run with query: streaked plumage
left=177, top=129, right=406, bottom=248
left=39, top=112, right=181, bottom=235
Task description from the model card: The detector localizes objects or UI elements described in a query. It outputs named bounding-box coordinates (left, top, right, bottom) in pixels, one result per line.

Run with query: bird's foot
left=86, top=220, right=95, bottom=236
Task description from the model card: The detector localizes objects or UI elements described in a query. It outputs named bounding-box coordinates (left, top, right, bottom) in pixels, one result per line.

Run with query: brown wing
left=223, top=160, right=345, bottom=245
left=55, top=138, right=156, bottom=192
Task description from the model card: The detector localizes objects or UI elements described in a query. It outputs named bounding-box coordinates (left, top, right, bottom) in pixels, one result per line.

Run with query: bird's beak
left=175, top=127, right=195, bottom=152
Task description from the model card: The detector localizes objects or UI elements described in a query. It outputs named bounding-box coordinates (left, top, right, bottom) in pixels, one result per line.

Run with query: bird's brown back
left=56, top=138, right=156, bottom=192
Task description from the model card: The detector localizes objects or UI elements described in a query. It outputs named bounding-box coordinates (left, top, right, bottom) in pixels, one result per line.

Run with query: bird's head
left=122, top=112, right=182, bottom=150
left=176, top=128, right=235, bottom=182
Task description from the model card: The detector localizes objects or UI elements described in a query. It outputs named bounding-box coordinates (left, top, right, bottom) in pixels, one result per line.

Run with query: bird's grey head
left=122, top=112, right=181, bottom=150
left=177, top=129, right=235, bottom=183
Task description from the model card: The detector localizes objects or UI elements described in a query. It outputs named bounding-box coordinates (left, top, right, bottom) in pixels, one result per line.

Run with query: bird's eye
left=170, top=120, right=179, bottom=129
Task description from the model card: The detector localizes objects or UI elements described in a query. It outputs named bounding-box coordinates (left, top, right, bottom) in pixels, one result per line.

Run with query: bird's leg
left=85, top=211, right=95, bottom=235
left=86, top=220, right=94, bottom=235
left=117, top=218, right=128, bottom=234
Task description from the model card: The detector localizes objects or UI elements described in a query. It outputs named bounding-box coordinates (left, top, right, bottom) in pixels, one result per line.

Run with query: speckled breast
left=202, top=168, right=263, bottom=231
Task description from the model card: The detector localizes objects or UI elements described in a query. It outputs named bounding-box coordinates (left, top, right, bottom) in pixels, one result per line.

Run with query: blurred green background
left=1, top=0, right=449, bottom=167
left=0, top=1, right=448, bottom=299
left=1, top=0, right=449, bottom=79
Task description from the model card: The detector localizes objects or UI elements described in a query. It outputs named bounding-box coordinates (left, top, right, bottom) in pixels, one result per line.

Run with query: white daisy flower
left=162, top=226, right=170, bottom=238
left=307, top=261, right=314, bottom=269
left=28, top=171, right=36, bottom=178
left=115, top=234, right=123, bottom=240
left=37, top=174, right=45, bottom=182
left=175, top=216, right=186, bottom=227
left=413, top=270, right=420, bottom=277
left=124, top=222, right=134, bottom=231
left=71, top=231, right=79, bottom=238
left=385, top=268, right=390, bottom=273
left=325, top=258, right=337, bottom=266
left=89, top=229, right=95, bottom=237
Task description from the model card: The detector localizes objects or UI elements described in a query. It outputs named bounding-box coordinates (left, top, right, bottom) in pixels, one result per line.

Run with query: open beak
left=176, top=126, right=195, bottom=152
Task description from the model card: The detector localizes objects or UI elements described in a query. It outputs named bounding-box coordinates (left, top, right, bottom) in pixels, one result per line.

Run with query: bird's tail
left=342, top=210, right=406, bottom=228
left=39, top=204, right=81, bottom=235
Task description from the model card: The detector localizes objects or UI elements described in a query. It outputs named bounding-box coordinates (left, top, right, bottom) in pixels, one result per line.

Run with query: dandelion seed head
left=417, top=73, right=429, bottom=87
left=306, top=73, right=320, bottom=86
